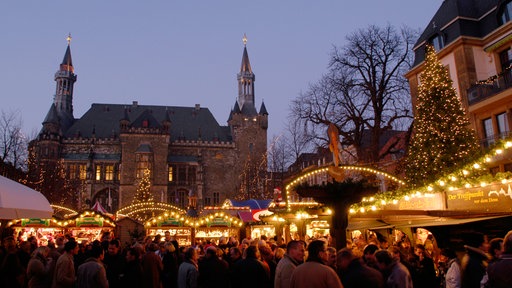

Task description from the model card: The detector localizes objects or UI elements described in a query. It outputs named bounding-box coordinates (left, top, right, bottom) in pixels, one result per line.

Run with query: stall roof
left=348, top=211, right=512, bottom=230
left=228, top=199, right=272, bottom=209
left=238, top=211, right=255, bottom=223
left=0, top=175, right=53, bottom=219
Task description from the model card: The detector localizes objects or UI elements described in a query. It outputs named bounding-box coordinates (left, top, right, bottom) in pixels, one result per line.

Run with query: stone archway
left=92, top=188, right=119, bottom=213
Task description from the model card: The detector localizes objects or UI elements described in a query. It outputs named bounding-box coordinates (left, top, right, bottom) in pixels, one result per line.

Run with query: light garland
left=350, top=136, right=512, bottom=213
left=284, top=165, right=405, bottom=211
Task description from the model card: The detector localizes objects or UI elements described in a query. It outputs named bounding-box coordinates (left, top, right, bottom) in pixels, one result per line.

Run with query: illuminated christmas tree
left=404, top=45, right=481, bottom=187
left=133, top=168, right=154, bottom=203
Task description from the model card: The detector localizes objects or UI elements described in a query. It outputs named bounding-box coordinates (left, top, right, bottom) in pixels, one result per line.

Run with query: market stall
left=8, top=218, right=66, bottom=246
left=65, top=210, right=115, bottom=243
left=145, top=211, right=192, bottom=246
left=194, top=212, right=242, bottom=244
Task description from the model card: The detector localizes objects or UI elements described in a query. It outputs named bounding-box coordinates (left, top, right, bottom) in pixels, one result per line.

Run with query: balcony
left=468, top=71, right=512, bottom=105
left=480, top=131, right=512, bottom=149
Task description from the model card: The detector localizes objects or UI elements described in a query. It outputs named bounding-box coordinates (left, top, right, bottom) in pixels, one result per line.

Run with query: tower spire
left=237, top=34, right=256, bottom=115
left=54, top=34, right=77, bottom=132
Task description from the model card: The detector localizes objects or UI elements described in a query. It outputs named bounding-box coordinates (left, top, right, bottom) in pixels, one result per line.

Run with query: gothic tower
left=53, top=34, right=77, bottom=133
left=228, top=35, right=268, bottom=199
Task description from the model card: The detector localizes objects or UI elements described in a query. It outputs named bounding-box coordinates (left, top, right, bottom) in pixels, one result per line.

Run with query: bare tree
left=267, top=134, right=290, bottom=174
left=0, top=110, right=28, bottom=175
left=291, top=24, right=416, bottom=165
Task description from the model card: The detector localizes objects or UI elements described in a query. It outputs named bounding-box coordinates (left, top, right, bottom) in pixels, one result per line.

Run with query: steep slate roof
left=43, top=104, right=60, bottom=124
left=64, top=103, right=232, bottom=142
left=240, top=46, right=253, bottom=73
left=259, top=102, right=268, bottom=115
left=413, top=0, right=500, bottom=66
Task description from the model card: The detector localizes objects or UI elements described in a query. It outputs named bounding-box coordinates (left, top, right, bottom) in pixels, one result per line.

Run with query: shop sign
left=207, top=217, right=231, bottom=227
left=76, top=217, right=104, bottom=227
left=158, top=217, right=182, bottom=227
left=21, top=218, right=50, bottom=227
left=383, top=193, right=444, bottom=211
left=447, top=183, right=512, bottom=212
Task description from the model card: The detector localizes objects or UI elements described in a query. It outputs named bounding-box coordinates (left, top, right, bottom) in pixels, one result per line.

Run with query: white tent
left=0, top=175, right=53, bottom=219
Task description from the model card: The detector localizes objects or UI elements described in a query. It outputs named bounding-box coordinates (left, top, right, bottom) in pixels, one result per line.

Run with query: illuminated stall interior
left=8, top=218, right=67, bottom=246
left=194, top=212, right=243, bottom=244
left=145, top=210, right=193, bottom=246
left=65, top=210, right=115, bottom=243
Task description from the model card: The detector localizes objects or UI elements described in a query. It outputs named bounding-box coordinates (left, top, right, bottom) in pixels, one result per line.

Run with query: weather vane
left=67, top=33, right=72, bottom=45
left=243, top=33, right=247, bottom=46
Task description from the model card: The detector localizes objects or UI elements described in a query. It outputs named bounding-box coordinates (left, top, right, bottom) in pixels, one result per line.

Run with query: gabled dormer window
left=499, top=1, right=512, bottom=25
left=430, top=34, right=445, bottom=51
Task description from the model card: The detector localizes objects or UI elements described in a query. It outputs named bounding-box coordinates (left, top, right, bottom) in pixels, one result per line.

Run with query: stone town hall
left=29, top=38, right=268, bottom=213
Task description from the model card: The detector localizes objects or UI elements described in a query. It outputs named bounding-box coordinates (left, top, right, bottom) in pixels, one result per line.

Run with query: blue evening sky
left=0, top=1, right=442, bottom=140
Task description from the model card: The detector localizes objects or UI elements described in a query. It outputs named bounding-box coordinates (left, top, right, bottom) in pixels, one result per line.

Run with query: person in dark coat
left=142, top=243, right=163, bottom=288
left=231, top=245, right=271, bottom=288
left=120, top=247, right=144, bottom=288
left=103, top=239, right=125, bottom=288
left=461, top=232, right=489, bottom=288
left=410, top=244, right=437, bottom=288
left=337, top=247, right=384, bottom=288
left=198, top=246, right=230, bottom=288
left=486, top=230, right=512, bottom=288
left=161, top=241, right=179, bottom=288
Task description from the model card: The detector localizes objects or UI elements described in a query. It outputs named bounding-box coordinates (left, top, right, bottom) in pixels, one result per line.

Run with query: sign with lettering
left=158, top=217, right=183, bottom=227
left=21, top=218, right=50, bottom=227
left=207, top=217, right=231, bottom=227
left=447, top=183, right=512, bottom=212
left=75, top=217, right=104, bottom=227
left=383, top=193, right=444, bottom=211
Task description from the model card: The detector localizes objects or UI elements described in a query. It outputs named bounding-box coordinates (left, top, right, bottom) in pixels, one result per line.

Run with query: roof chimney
left=132, top=101, right=138, bottom=108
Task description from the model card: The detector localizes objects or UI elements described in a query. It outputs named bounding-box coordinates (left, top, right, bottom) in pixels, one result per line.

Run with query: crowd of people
left=0, top=228, right=512, bottom=288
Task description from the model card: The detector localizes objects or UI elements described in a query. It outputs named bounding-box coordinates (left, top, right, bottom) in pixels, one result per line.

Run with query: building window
left=105, top=165, right=114, bottom=181
left=213, top=192, right=220, bottom=205
left=483, top=118, right=494, bottom=147
left=136, top=153, right=152, bottom=178
left=497, top=112, right=510, bottom=138
left=79, top=164, right=87, bottom=180
left=500, top=1, right=512, bottom=25
left=188, top=166, right=196, bottom=185
left=168, top=166, right=174, bottom=182
left=204, top=197, right=211, bottom=206
left=499, top=48, right=512, bottom=72
left=430, top=34, right=445, bottom=51
left=69, top=164, right=76, bottom=179
left=177, top=190, right=187, bottom=208
left=95, top=165, right=102, bottom=181
left=178, top=166, right=187, bottom=185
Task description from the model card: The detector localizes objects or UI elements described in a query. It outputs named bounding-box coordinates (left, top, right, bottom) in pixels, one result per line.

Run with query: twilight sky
left=0, top=0, right=442, bottom=141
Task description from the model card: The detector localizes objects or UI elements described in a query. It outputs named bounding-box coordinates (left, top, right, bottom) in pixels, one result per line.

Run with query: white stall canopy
left=0, top=176, right=53, bottom=219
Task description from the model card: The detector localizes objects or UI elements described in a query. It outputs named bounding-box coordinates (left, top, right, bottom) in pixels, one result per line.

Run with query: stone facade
left=29, top=40, right=268, bottom=213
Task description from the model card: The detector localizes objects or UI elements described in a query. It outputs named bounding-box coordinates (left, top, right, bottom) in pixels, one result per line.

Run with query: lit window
left=105, top=165, right=114, bottom=181
left=95, top=165, right=102, bottom=181
left=136, top=153, right=152, bottom=178
left=79, top=165, right=87, bottom=180
left=69, top=164, right=76, bottom=179
left=168, top=166, right=174, bottom=182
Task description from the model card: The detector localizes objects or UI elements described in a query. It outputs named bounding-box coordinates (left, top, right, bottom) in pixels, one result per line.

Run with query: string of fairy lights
left=350, top=138, right=512, bottom=214
left=7, top=210, right=115, bottom=227
left=145, top=211, right=243, bottom=228
left=285, top=165, right=405, bottom=212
